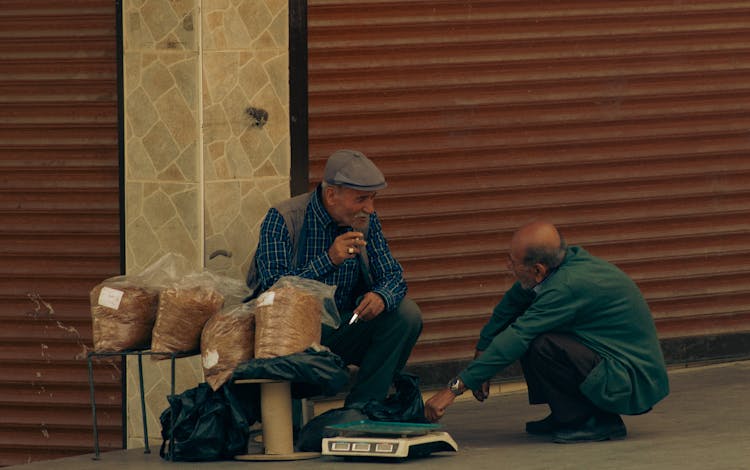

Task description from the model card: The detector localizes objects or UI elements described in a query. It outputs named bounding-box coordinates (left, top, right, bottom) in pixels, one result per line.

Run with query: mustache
left=351, top=212, right=370, bottom=229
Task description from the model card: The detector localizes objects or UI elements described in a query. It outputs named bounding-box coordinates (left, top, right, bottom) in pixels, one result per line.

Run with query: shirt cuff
left=371, top=288, right=396, bottom=312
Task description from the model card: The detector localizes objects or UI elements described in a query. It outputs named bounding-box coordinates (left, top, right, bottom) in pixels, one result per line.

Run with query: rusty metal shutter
left=0, top=0, right=121, bottom=465
left=307, top=1, right=750, bottom=366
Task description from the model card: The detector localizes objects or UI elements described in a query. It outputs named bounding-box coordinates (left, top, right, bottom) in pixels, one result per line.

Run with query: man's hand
left=328, top=231, right=366, bottom=265
left=424, top=388, right=457, bottom=423
left=353, top=291, right=385, bottom=322
left=473, top=382, right=490, bottom=402
left=472, top=349, right=490, bottom=402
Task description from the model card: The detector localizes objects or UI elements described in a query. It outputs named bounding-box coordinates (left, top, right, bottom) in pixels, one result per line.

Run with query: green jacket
left=459, top=246, right=669, bottom=415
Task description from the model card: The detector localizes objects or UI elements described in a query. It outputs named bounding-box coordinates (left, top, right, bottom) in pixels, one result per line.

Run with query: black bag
left=159, top=382, right=250, bottom=461
left=231, top=347, right=350, bottom=398
left=362, top=373, right=429, bottom=423
left=297, top=373, right=428, bottom=452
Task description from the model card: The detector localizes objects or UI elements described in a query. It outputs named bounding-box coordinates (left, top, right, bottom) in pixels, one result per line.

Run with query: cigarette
left=349, top=313, right=359, bottom=325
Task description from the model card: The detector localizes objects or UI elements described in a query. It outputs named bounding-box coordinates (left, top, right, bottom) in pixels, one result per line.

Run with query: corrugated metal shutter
left=0, top=0, right=121, bottom=465
left=307, top=1, right=750, bottom=365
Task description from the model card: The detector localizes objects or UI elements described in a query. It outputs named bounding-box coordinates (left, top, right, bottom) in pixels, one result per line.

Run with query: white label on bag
left=202, top=349, right=219, bottom=368
left=257, top=291, right=275, bottom=307
left=98, top=287, right=124, bottom=310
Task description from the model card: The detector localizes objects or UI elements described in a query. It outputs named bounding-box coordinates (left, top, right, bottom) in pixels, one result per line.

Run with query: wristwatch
left=448, top=376, right=465, bottom=396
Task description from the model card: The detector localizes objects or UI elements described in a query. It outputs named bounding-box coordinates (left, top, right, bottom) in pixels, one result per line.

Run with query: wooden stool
left=233, top=379, right=319, bottom=461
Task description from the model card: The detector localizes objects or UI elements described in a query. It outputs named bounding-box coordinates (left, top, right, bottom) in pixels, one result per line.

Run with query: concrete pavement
left=10, top=360, right=750, bottom=469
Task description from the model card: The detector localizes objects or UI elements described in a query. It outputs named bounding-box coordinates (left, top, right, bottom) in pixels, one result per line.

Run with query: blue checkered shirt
left=254, top=189, right=407, bottom=313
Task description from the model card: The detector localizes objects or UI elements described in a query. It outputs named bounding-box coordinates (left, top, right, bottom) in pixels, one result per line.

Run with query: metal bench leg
left=87, top=353, right=100, bottom=460
left=300, top=398, right=315, bottom=427
left=168, top=353, right=177, bottom=461
left=137, top=353, right=150, bottom=453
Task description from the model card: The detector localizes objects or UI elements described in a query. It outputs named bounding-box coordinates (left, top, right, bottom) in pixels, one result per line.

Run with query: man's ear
left=323, top=185, right=337, bottom=205
left=533, top=263, right=548, bottom=283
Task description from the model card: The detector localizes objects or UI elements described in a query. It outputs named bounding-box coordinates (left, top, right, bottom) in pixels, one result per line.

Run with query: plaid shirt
left=255, top=188, right=407, bottom=313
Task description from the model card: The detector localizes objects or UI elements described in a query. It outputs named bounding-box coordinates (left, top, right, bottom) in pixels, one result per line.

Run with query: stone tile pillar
left=121, top=0, right=290, bottom=448
left=202, top=0, right=291, bottom=278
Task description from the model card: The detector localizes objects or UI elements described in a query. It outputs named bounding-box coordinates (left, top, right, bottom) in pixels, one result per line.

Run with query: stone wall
left=122, top=0, right=290, bottom=447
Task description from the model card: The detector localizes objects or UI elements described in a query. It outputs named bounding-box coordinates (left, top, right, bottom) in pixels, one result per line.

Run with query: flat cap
left=323, top=149, right=387, bottom=191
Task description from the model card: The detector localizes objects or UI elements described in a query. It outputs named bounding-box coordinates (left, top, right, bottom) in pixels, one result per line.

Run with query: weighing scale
left=322, top=420, right=458, bottom=460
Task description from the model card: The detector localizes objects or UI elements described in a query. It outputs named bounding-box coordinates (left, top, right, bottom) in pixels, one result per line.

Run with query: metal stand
left=87, top=349, right=197, bottom=460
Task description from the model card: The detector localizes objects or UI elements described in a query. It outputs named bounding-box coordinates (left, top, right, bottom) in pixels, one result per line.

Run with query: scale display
left=322, top=420, right=458, bottom=459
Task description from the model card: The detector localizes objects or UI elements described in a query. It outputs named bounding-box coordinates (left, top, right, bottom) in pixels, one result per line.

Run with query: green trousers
left=321, top=297, right=422, bottom=406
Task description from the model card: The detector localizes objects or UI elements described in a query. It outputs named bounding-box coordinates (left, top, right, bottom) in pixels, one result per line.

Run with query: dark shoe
left=552, top=413, right=627, bottom=443
left=525, top=414, right=561, bottom=435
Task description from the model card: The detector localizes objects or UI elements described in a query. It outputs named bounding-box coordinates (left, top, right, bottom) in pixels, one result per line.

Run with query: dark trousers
left=520, top=332, right=605, bottom=424
left=321, top=297, right=422, bottom=406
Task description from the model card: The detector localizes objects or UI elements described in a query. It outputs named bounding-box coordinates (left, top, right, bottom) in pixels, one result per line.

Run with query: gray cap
left=323, top=149, right=387, bottom=191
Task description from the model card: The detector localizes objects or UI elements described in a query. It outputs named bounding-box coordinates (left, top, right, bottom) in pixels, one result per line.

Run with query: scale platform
left=322, top=420, right=458, bottom=459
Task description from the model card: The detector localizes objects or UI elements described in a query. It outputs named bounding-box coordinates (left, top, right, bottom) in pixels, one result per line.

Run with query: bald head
left=511, top=221, right=567, bottom=271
